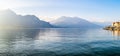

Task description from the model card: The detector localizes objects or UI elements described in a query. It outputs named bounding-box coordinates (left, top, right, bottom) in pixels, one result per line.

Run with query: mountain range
left=0, top=9, right=101, bottom=29
left=0, top=9, right=53, bottom=28
left=51, top=16, right=101, bottom=28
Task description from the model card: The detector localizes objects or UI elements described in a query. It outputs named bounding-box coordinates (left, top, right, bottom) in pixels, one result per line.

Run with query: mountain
left=51, top=16, right=101, bottom=28
left=0, top=9, right=53, bottom=28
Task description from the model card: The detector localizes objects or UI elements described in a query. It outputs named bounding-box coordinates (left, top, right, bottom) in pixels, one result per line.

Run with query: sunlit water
left=0, top=28, right=120, bottom=56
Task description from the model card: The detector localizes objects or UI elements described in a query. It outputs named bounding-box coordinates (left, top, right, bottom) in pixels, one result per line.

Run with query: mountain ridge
left=0, top=9, right=101, bottom=29
left=0, top=9, right=53, bottom=28
left=51, top=16, right=101, bottom=28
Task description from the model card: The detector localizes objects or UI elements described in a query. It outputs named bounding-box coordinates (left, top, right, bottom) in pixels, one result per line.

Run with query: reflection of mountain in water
left=0, top=28, right=91, bottom=56
left=0, top=29, right=40, bottom=39
left=1, top=29, right=120, bottom=56
left=0, top=29, right=38, bottom=55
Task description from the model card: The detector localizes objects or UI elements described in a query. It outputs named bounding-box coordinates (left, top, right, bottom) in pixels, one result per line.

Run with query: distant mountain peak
left=51, top=16, right=101, bottom=28
left=0, top=10, right=54, bottom=28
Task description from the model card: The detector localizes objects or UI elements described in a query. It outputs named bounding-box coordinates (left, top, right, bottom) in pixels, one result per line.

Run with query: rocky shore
left=104, top=26, right=120, bottom=30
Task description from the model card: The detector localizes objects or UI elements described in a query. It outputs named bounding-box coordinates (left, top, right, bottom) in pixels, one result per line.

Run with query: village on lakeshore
left=104, top=22, right=120, bottom=30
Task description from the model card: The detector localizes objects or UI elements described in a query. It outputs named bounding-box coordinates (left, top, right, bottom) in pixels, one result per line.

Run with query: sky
left=0, top=0, right=120, bottom=22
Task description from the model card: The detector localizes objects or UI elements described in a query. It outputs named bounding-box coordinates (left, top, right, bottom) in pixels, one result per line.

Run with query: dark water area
left=0, top=28, right=120, bottom=56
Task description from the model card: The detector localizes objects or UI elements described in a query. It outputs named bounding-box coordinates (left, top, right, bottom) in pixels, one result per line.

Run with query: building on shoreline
left=104, top=22, right=120, bottom=30
left=112, top=22, right=120, bottom=27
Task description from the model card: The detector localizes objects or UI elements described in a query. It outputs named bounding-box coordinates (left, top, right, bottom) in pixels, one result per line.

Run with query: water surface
left=0, top=28, right=120, bottom=56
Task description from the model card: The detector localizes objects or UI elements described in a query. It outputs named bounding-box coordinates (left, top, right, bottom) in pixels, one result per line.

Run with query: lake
left=0, top=28, right=120, bottom=56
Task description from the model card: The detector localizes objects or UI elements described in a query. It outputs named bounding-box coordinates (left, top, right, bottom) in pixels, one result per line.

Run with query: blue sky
left=0, top=0, right=120, bottom=22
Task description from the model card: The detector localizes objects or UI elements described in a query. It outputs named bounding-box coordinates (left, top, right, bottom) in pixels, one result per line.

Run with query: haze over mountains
left=93, top=22, right=111, bottom=27
left=51, top=16, right=101, bottom=28
left=0, top=9, right=53, bottom=28
left=0, top=9, right=101, bottom=28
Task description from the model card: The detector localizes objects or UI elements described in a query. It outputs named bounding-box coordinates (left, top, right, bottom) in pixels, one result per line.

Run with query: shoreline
left=104, top=26, right=120, bottom=31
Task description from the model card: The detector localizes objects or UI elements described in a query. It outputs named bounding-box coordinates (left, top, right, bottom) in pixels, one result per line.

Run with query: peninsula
left=104, top=22, right=120, bottom=30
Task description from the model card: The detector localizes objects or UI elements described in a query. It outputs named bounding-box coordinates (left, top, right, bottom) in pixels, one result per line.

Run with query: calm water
left=0, top=28, right=120, bottom=56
